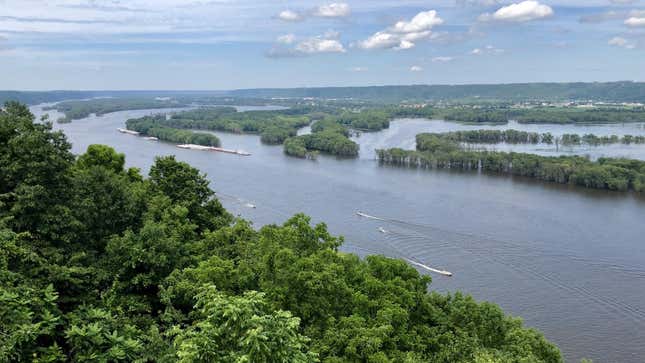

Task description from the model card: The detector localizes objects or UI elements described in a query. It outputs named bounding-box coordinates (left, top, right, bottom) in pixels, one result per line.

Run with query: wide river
left=33, top=104, right=645, bottom=363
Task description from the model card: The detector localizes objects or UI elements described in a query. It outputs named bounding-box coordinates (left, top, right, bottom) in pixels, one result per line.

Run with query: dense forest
left=126, top=115, right=221, bottom=147
left=148, top=107, right=313, bottom=145
left=377, top=133, right=645, bottom=192
left=46, top=98, right=187, bottom=123
left=334, top=110, right=391, bottom=131
left=284, top=119, right=360, bottom=158
left=284, top=130, right=359, bottom=158
left=0, top=102, right=563, bottom=362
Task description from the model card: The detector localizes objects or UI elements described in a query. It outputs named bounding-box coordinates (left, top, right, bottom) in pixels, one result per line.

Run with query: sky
left=0, top=0, right=644, bottom=90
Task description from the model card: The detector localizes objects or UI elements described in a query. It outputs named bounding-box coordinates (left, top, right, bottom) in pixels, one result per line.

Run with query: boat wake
left=356, top=210, right=645, bottom=323
left=404, top=258, right=453, bottom=277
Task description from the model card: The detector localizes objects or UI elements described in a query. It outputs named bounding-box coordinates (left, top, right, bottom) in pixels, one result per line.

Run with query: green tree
left=149, top=156, right=231, bottom=231
left=172, top=285, right=317, bottom=363
left=0, top=101, right=76, bottom=243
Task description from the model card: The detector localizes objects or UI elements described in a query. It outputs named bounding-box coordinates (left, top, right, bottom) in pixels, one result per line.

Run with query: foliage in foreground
left=0, top=102, right=562, bottom=362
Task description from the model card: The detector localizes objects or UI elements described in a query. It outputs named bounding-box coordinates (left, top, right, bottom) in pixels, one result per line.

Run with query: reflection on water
left=31, top=105, right=645, bottom=363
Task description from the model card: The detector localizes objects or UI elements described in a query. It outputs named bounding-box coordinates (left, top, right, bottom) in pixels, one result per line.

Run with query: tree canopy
left=0, top=102, right=562, bottom=362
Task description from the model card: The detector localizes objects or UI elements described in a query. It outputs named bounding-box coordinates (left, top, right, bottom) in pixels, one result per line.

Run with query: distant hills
left=2, top=81, right=645, bottom=105
left=228, top=82, right=645, bottom=103
left=0, top=90, right=226, bottom=106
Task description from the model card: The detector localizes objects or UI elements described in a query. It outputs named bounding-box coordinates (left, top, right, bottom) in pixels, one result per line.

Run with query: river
left=32, top=104, right=645, bottom=363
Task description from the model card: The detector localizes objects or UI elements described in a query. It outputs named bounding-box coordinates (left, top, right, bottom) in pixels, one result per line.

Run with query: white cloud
left=608, top=36, right=636, bottom=48
left=625, top=17, right=645, bottom=27
left=268, top=32, right=345, bottom=57
left=295, top=37, right=345, bottom=54
left=432, top=56, right=454, bottom=62
left=277, top=10, right=303, bottom=22
left=358, top=10, right=443, bottom=50
left=471, top=45, right=504, bottom=55
left=277, top=34, right=296, bottom=44
left=392, top=10, right=444, bottom=33
left=314, top=3, right=351, bottom=18
left=479, top=1, right=554, bottom=23
left=410, top=65, right=423, bottom=72
left=397, top=40, right=416, bottom=49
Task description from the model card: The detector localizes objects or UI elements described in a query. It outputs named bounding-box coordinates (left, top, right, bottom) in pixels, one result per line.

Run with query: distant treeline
left=0, top=90, right=233, bottom=106
left=377, top=133, right=645, bottom=193
left=428, top=129, right=645, bottom=146
left=387, top=105, right=645, bottom=124
left=436, top=130, right=551, bottom=144
left=560, top=133, right=645, bottom=145
left=5, top=82, right=645, bottom=105
left=0, top=91, right=103, bottom=106
left=126, top=115, right=220, bottom=147
left=510, top=108, right=645, bottom=124
left=229, top=81, right=645, bottom=103
left=46, top=98, right=187, bottom=122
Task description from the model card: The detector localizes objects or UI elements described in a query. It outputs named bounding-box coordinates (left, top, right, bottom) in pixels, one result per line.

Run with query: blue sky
left=0, top=0, right=643, bottom=90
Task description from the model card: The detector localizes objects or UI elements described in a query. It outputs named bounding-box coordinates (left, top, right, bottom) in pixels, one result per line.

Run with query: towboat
left=117, top=128, right=140, bottom=136
left=176, top=144, right=251, bottom=156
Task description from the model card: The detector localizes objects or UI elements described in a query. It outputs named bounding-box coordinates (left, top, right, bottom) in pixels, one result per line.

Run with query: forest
left=0, top=101, right=563, bottom=362
left=334, top=110, right=391, bottom=131
left=126, top=115, right=221, bottom=147
left=416, top=106, right=645, bottom=125
left=378, top=133, right=645, bottom=192
left=150, top=106, right=313, bottom=144
left=45, top=98, right=187, bottom=123
left=284, top=119, right=360, bottom=158
left=126, top=106, right=363, bottom=158
left=421, top=130, right=645, bottom=146
left=509, top=107, right=645, bottom=124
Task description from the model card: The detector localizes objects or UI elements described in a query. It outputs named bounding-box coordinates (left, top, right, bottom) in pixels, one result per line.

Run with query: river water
left=33, top=104, right=645, bottom=363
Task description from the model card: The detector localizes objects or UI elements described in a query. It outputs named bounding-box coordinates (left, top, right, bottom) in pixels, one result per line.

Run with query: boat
left=117, top=128, right=140, bottom=136
left=405, top=258, right=453, bottom=277
left=356, top=211, right=383, bottom=221
left=244, top=203, right=256, bottom=209
left=378, top=227, right=387, bottom=234
left=143, top=136, right=159, bottom=141
left=176, top=144, right=251, bottom=156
